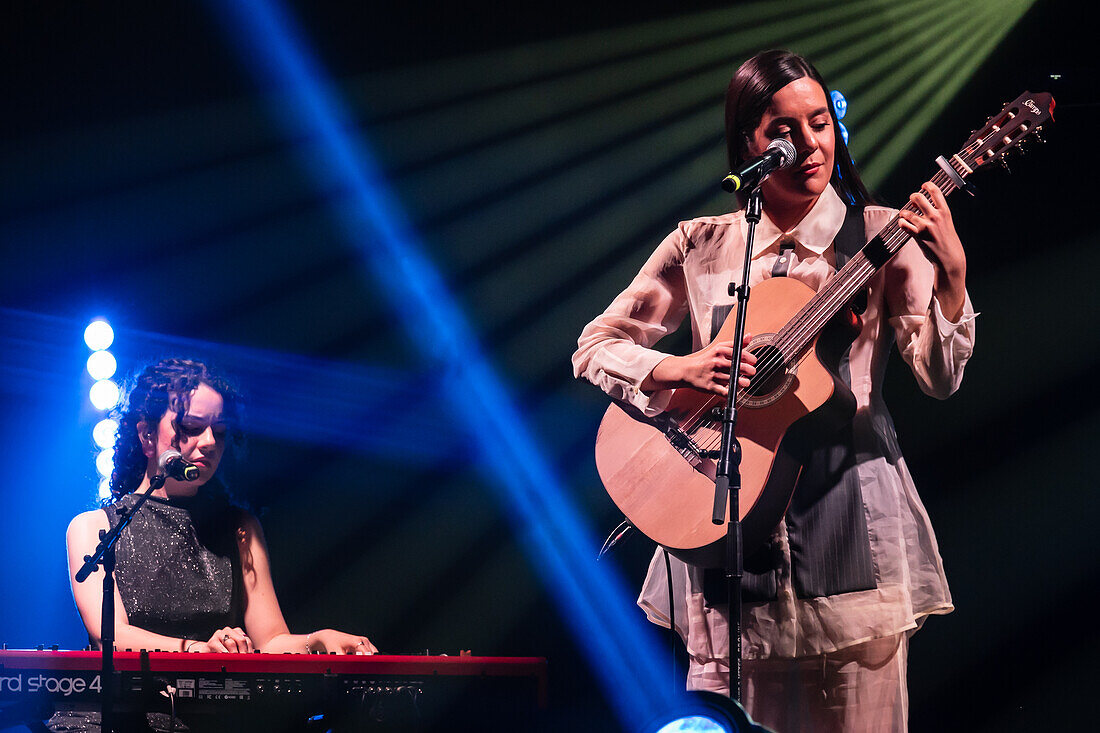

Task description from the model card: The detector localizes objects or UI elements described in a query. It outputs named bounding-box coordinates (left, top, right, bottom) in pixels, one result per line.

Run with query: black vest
left=705, top=205, right=877, bottom=603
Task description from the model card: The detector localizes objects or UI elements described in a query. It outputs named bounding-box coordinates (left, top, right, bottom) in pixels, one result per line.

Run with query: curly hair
left=724, top=49, right=875, bottom=208
left=107, top=358, right=243, bottom=503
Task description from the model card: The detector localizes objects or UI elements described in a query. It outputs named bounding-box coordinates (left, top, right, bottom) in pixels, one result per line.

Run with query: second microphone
left=158, top=449, right=201, bottom=482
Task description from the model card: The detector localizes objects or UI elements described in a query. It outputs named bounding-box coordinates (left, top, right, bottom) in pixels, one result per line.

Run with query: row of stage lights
left=84, top=319, right=118, bottom=500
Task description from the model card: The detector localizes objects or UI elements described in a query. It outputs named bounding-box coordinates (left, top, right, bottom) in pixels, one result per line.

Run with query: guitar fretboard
left=736, top=152, right=976, bottom=407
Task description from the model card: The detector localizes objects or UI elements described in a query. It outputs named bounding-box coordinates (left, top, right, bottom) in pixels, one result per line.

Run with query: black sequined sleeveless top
left=105, top=485, right=245, bottom=642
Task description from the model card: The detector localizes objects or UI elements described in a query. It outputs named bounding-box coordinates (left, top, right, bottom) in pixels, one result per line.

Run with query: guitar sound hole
left=746, top=344, right=788, bottom=400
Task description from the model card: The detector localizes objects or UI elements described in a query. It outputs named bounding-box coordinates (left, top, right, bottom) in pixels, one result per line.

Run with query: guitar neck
left=772, top=163, right=965, bottom=363
left=768, top=89, right=1055, bottom=367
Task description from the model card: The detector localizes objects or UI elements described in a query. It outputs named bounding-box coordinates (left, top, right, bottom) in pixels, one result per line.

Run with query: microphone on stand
left=721, top=138, right=797, bottom=193
left=158, top=449, right=200, bottom=482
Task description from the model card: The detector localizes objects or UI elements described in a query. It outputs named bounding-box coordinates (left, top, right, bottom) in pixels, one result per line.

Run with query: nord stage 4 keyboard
left=0, top=649, right=548, bottom=731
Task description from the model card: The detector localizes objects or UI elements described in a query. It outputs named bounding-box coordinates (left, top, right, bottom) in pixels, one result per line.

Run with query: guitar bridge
left=657, top=417, right=705, bottom=467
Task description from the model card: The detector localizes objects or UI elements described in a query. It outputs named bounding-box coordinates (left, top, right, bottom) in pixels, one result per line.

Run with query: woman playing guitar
left=573, top=50, right=975, bottom=732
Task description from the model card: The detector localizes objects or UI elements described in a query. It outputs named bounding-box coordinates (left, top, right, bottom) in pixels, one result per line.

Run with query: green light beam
left=859, top=0, right=1036, bottom=185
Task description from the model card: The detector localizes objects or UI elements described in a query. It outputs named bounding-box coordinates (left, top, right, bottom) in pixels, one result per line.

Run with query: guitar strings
left=750, top=175, right=955, bottom=387
left=681, top=168, right=955, bottom=443
left=681, top=141, right=974, bottom=438
left=743, top=131, right=1009, bottom=415
left=756, top=166, right=965, bottom=385
left=678, top=144, right=981, bottom=451
left=689, top=166, right=964, bottom=451
left=751, top=159, right=969, bottom=384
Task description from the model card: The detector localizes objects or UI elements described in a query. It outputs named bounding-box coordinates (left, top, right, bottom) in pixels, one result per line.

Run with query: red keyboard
left=0, top=649, right=548, bottom=730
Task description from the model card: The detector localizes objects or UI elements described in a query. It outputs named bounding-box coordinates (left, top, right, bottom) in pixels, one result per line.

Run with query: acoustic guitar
left=594, top=91, right=1054, bottom=567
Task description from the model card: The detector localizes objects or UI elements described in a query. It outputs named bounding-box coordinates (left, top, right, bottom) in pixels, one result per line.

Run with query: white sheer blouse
left=573, top=186, right=976, bottom=682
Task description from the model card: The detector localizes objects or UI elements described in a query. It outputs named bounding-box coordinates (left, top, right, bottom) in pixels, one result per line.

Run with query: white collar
left=743, top=186, right=847, bottom=259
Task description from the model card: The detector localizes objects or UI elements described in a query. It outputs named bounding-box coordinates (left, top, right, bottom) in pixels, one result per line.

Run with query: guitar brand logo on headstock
left=1024, top=98, right=1042, bottom=116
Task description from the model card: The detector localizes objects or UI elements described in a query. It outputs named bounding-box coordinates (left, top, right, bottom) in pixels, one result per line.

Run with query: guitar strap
left=769, top=234, right=798, bottom=278
left=705, top=204, right=877, bottom=605
left=832, top=203, right=867, bottom=268
left=834, top=203, right=868, bottom=314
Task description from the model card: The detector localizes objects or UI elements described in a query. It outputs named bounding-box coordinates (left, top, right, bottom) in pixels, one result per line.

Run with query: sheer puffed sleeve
left=572, top=226, right=691, bottom=416
left=883, top=234, right=977, bottom=399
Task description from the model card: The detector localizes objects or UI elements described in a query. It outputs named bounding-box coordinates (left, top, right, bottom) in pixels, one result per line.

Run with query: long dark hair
left=108, top=358, right=243, bottom=503
left=724, top=49, right=874, bottom=207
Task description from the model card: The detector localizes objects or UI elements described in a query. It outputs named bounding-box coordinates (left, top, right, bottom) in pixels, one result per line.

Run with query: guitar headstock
left=959, top=91, right=1055, bottom=171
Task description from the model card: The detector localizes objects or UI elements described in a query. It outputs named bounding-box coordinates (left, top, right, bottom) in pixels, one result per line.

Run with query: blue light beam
left=209, top=0, right=685, bottom=727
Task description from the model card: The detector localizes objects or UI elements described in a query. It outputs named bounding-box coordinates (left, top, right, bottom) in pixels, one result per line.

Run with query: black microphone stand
left=75, top=474, right=168, bottom=733
left=710, top=185, right=763, bottom=702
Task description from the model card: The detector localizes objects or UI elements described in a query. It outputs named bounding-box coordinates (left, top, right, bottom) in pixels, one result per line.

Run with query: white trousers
left=690, top=633, right=909, bottom=733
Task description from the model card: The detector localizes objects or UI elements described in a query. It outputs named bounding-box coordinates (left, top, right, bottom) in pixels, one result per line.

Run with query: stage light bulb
left=89, top=379, right=120, bottom=411
left=839, top=122, right=849, bottom=145
left=95, top=449, right=114, bottom=478
left=98, top=478, right=112, bottom=500
left=93, top=418, right=119, bottom=450
left=84, top=320, right=114, bottom=351
left=654, top=716, right=728, bottom=733
left=87, top=350, right=117, bottom=381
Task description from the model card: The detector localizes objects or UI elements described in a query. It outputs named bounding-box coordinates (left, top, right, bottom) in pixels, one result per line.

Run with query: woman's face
left=744, top=76, right=835, bottom=216
left=143, top=382, right=227, bottom=495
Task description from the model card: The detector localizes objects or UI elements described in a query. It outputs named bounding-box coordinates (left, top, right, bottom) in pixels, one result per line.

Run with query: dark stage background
left=2, top=0, right=1096, bottom=730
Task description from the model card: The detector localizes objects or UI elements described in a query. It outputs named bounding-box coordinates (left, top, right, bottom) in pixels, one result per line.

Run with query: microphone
left=158, top=449, right=200, bottom=482
left=722, top=138, right=797, bottom=193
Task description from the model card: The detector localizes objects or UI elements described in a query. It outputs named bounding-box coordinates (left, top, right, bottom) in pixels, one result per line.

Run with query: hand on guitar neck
left=897, top=181, right=968, bottom=322
left=641, top=332, right=758, bottom=397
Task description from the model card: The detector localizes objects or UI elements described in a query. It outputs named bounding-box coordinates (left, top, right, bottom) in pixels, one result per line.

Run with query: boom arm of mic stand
left=75, top=477, right=162, bottom=582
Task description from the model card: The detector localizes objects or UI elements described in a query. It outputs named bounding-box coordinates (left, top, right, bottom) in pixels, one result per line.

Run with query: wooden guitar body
left=595, top=276, right=857, bottom=567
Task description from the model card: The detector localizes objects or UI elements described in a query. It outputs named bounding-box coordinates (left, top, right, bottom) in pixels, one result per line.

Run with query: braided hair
left=108, top=358, right=242, bottom=503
